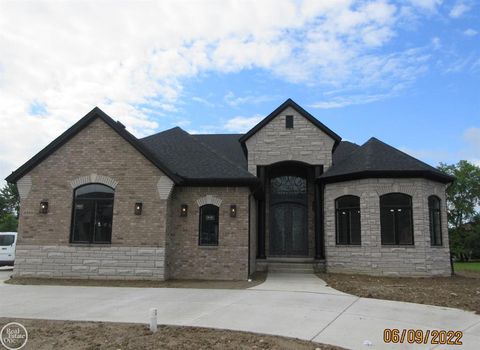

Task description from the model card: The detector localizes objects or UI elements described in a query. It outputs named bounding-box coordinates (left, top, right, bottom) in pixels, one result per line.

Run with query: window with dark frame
left=380, top=193, right=414, bottom=245
left=335, top=195, right=361, bottom=245
left=71, top=184, right=114, bottom=244
left=429, top=195, right=442, bottom=246
left=199, top=204, right=219, bottom=246
left=285, top=115, right=294, bottom=129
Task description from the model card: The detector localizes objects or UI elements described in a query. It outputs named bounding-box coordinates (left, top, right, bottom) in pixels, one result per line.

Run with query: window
left=429, top=196, right=442, bottom=246
left=199, top=204, right=219, bottom=246
left=380, top=193, right=413, bottom=245
left=285, top=115, right=294, bottom=129
left=71, top=184, right=114, bottom=244
left=0, top=235, right=15, bottom=246
left=335, top=196, right=361, bottom=245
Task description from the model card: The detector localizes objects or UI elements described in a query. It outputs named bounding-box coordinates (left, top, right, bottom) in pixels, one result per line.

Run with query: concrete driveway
left=0, top=272, right=479, bottom=350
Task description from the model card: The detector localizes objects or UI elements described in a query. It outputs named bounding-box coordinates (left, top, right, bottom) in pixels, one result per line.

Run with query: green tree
left=0, top=182, right=19, bottom=231
left=438, top=161, right=480, bottom=261
left=438, top=160, right=480, bottom=229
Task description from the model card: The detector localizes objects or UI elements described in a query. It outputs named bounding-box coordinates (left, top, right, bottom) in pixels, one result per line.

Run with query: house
left=6, top=99, right=454, bottom=280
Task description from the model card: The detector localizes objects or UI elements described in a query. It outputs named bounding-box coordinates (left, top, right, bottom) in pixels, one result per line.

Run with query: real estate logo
left=0, top=323, right=28, bottom=350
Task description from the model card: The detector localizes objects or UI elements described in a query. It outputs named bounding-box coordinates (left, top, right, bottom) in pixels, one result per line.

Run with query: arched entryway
left=268, top=164, right=309, bottom=256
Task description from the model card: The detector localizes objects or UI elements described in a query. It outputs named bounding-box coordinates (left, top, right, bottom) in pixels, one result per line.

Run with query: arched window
left=380, top=193, right=413, bottom=245
left=335, top=196, right=361, bottom=245
left=199, top=204, right=219, bottom=246
left=71, top=184, right=114, bottom=244
left=429, top=196, right=442, bottom=246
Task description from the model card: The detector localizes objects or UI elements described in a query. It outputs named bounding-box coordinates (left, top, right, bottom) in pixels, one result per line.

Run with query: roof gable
left=5, top=107, right=181, bottom=184
left=239, top=98, right=341, bottom=145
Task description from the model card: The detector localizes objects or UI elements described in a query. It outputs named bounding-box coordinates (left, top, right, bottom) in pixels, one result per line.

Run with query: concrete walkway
left=0, top=271, right=479, bottom=350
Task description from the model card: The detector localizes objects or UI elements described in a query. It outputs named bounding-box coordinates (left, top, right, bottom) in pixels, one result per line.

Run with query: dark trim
left=319, top=170, right=454, bottom=184
left=5, top=107, right=181, bottom=184
left=428, top=195, right=443, bottom=246
left=239, top=98, right=341, bottom=145
left=379, top=193, right=414, bottom=246
left=257, top=166, right=266, bottom=259
left=247, top=193, right=251, bottom=276
left=314, top=165, right=324, bottom=259
left=334, top=195, right=361, bottom=246
left=70, top=183, right=115, bottom=245
left=198, top=204, right=219, bottom=246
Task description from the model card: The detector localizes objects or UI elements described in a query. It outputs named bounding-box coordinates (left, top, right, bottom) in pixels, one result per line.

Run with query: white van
left=0, top=232, right=17, bottom=266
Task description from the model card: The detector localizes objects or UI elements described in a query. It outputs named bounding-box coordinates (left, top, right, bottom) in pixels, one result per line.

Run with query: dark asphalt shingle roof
left=193, top=134, right=247, bottom=170
left=332, top=141, right=360, bottom=165
left=141, top=127, right=255, bottom=183
left=321, top=137, right=454, bottom=183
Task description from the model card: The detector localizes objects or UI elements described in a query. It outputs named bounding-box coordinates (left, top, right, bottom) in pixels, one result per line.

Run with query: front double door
left=269, top=175, right=308, bottom=256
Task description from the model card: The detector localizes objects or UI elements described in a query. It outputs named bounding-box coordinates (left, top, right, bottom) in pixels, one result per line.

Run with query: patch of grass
left=454, top=262, right=480, bottom=272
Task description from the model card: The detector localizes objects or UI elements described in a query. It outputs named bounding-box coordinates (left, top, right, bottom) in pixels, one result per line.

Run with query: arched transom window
left=71, top=184, right=114, bottom=244
left=199, top=204, right=219, bottom=246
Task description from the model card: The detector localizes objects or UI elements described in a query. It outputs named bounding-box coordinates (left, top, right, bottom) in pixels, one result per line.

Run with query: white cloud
left=432, top=37, right=441, bottom=49
left=449, top=1, right=471, bottom=18
left=224, top=115, right=264, bottom=133
left=224, top=91, right=277, bottom=107
left=408, top=0, right=443, bottom=12
left=463, top=28, right=478, bottom=36
left=310, top=93, right=389, bottom=109
left=0, top=0, right=441, bottom=182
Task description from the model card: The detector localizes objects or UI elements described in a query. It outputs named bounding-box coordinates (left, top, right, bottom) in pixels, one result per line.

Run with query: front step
left=268, top=262, right=314, bottom=274
left=256, top=259, right=325, bottom=273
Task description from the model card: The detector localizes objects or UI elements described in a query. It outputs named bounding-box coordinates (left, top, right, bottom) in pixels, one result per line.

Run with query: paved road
left=0, top=272, right=479, bottom=350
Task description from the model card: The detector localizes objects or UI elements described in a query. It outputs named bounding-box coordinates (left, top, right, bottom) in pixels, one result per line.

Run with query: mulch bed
left=319, top=271, right=480, bottom=314
left=0, top=318, right=346, bottom=350
left=5, top=272, right=267, bottom=290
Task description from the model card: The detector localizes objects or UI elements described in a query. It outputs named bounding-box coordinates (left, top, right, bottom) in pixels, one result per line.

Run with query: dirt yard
left=5, top=272, right=267, bottom=289
left=0, top=318, right=345, bottom=350
left=319, top=270, right=480, bottom=314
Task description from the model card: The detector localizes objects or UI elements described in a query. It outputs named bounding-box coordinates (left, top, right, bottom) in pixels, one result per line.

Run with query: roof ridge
left=141, top=126, right=182, bottom=141
left=190, top=133, right=254, bottom=177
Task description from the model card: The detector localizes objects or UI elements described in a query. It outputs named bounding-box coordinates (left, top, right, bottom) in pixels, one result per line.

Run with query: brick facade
left=14, top=118, right=170, bottom=279
left=324, top=178, right=451, bottom=276
left=10, top=106, right=452, bottom=280
left=166, top=186, right=250, bottom=280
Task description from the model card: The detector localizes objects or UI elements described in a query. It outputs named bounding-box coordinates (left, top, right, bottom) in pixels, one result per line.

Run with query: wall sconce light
left=180, top=204, right=188, bottom=217
left=134, top=202, right=143, bottom=215
left=230, top=204, right=237, bottom=218
left=39, top=201, right=49, bottom=214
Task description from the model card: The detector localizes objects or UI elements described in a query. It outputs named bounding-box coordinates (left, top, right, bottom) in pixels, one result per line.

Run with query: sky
left=0, top=0, right=479, bottom=184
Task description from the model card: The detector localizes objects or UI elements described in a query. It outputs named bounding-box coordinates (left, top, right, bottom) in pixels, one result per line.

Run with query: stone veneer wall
left=244, top=106, right=336, bottom=175
left=13, top=117, right=171, bottom=280
left=324, top=178, right=451, bottom=276
left=14, top=246, right=165, bottom=280
left=167, top=186, right=250, bottom=280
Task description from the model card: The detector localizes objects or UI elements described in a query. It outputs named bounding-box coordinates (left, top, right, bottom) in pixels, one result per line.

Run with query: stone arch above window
left=196, top=195, right=222, bottom=207
left=69, top=174, right=118, bottom=189
left=376, top=184, right=416, bottom=197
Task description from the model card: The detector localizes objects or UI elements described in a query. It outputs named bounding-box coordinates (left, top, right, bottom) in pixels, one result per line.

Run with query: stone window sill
left=198, top=245, right=219, bottom=249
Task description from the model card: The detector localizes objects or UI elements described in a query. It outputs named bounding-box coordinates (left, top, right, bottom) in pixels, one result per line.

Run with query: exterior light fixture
left=39, top=201, right=49, bottom=214
left=230, top=204, right=237, bottom=218
left=180, top=204, right=188, bottom=217
left=134, top=202, right=143, bottom=215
